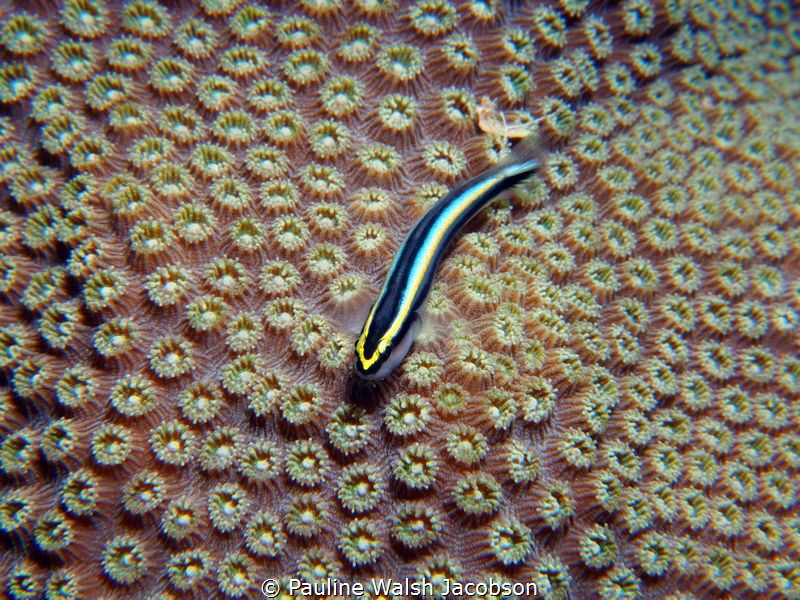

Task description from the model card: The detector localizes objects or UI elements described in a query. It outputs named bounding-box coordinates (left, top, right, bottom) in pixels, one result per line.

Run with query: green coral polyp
left=231, top=5, right=270, bottom=41
left=167, top=549, right=211, bottom=591
left=320, top=75, right=365, bottom=117
left=440, top=33, right=479, bottom=72
left=338, top=518, right=384, bottom=566
left=159, top=104, right=205, bottom=143
left=101, top=535, right=148, bottom=585
left=199, top=427, right=242, bottom=471
left=326, top=405, right=371, bottom=455
left=489, top=517, right=533, bottom=566
left=60, top=468, right=99, bottom=516
left=149, top=420, right=196, bottom=466
left=445, top=424, right=489, bottom=465
left=248, top=78, right=292, bottom=112
left=225, top=311, right=263, bottom=352
left=109, top=374, right=157, bottom=417
left=423, top=141, right=466, bottom=178
left=204, top=258, right=250, bottom=296
left=149, top=58, right=194, bottom=94
left=305, top=243, right=346, bottom=279
left=41, top=419, right=79, bottom=463
left=144, top=265, right=192, bottom=306
left=44, top=570, right=78, bottom=599
left=309, top=120, right=351, bottom=159
left=216, top=552, right=253, bottom=597
left=259, top=260, right=300, bottom=296
left=186, top=295, right=229, bottom=332
left=175, top=18, right=217, bottom=60
left=129, top=219, right=176, bottom=255
left=403, top=351, right=444, bottom=388
left=377, top=44, right=424, bottom=83
left=107, top=36, right=153, bottom=72
left=538, top=481, right=576, bottom=529
left=161, top=498, right=200, bottom=540
left=285, top=493, right=330, bottom=537
left=238, top=440, right=282, bottom=481
left=299, top=163, right=344, bottom=197
left=34, top=510, right=74, bottom=553
left=452, top=473, right=503, bottom=516
left=91, top=423, right=133, bottom=465
left=32, top=85, right=73, bottom=121
left=53, top=42, right=98, bottom=83
left=280, top=383, right=324, bottom=425
left=276, top=15, right=320, bottom=48
left=0, top=430, right=37, bottom=473
left=147, top=335, right=194, bottom=378
left=244, top=512, right=286, bottom=557
left=391, top=502, right=444, bottom=548
left=282, top=49, right=329, bottom=86
left=384, top=393, right=432, bottom=436
left=207, top=482, right=250, bottom=533
left=393, top=443, right=439, bottom=489
left=122, top=0, right=170, bottom=38
left=129, top=135, right=174, bottom=170
left=337, top=463, right=386, bottom=513
left=285, top=439, right=330, bottom=486
left=121, top=471, right=165, bottom=516
left=39, top=301, right=81, bottom=350
left=0, top=491, right=32, bottom=533
left=213, top=110, right=257, bottom=145
left=62, top=0, right=110, bottom=38
left=173, top=202, right=217, bottom=245
left=597, top=565, right=641, bottom=599
left=190, top=143, right=233, bottom=178
left=222, top=354, right=264, bottom=396
left=578, top=524, right=618, bottom=568
left=309, top=202, right=348, bottom=235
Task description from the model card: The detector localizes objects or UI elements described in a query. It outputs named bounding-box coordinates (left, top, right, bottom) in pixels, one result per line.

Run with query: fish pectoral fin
left=413, top=303, right=438, bottom=347
left=326, top=284, right=377, bottom=335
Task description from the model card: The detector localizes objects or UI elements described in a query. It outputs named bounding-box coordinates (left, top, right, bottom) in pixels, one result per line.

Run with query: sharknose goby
left=354, top=135, right=542, bottom=381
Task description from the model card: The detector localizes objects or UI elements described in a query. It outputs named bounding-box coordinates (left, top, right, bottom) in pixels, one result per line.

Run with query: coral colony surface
left=0, top=0, right=798, bottom=597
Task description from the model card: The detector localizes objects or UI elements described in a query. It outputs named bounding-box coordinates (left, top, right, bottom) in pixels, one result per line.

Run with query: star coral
left=0, top=0, right=799, bottom=597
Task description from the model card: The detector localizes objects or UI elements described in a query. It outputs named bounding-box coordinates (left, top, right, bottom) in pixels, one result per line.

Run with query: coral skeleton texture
left=0, top=0, right=798, bottom=598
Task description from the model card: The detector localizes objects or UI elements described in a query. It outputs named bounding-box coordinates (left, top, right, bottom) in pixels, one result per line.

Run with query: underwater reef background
left=0, top=0, right=799, bottom=597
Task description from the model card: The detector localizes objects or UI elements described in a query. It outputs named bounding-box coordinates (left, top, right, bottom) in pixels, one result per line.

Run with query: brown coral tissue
left=0, top=0, right=799, bottom=597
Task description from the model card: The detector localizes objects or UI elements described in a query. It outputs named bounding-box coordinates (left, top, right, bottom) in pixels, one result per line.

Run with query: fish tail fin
left=499, top=131, right=543, bottom=175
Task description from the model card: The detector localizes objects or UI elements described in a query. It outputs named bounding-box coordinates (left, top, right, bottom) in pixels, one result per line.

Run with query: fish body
left=354, top=139, right=541, bottom=381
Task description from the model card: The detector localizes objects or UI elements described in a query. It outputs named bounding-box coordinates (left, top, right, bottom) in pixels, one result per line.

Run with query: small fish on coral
left=0, top=0, right=799, bottom=598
